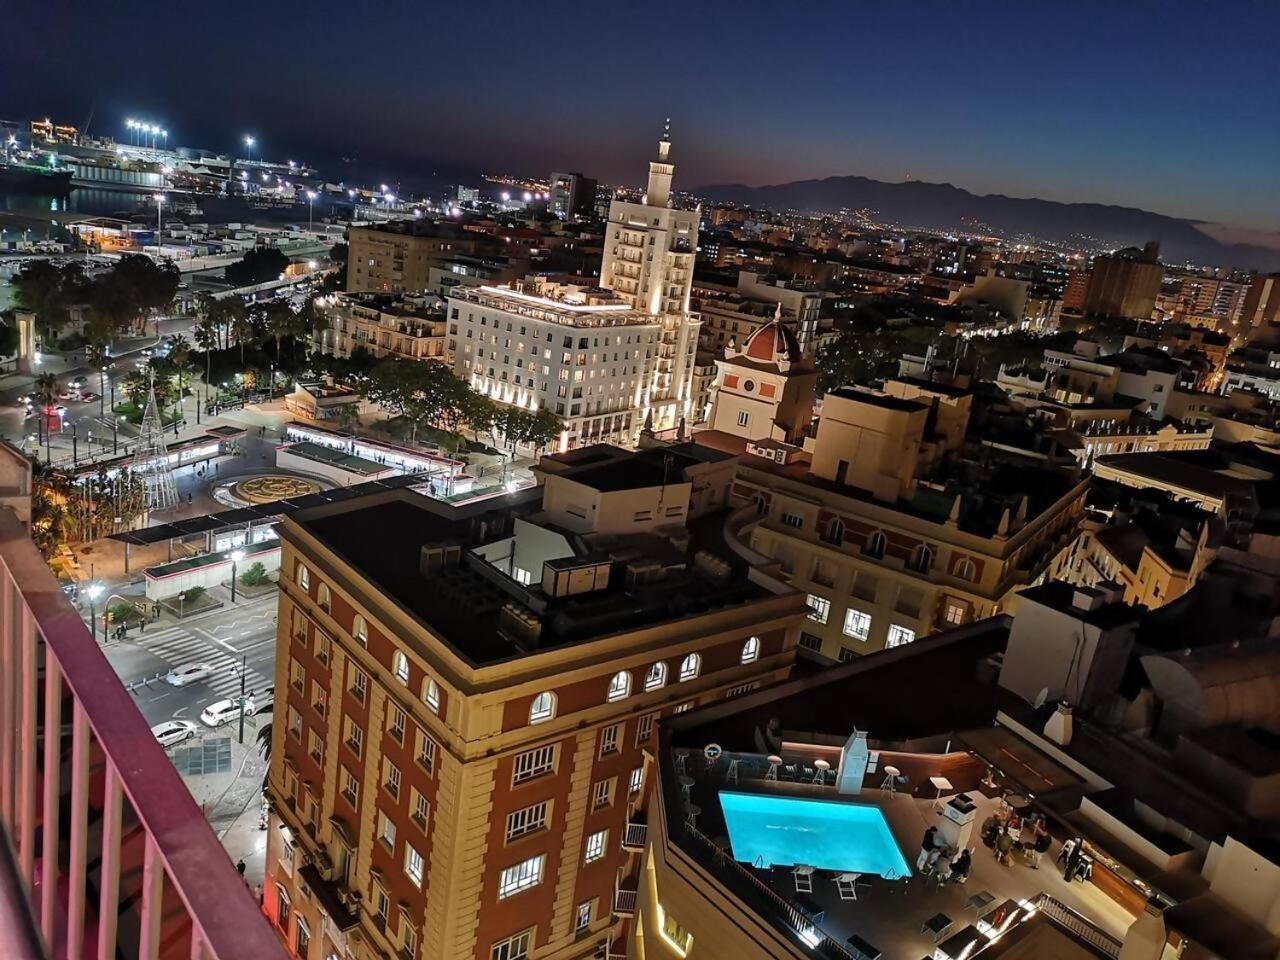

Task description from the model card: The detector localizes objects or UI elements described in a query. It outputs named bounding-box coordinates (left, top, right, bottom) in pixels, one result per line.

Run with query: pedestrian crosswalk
left=124, top=623, right=275, bottom=700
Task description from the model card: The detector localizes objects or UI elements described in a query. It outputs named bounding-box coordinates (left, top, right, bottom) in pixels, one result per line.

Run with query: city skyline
left=6, top=1, right=1279, bottom=238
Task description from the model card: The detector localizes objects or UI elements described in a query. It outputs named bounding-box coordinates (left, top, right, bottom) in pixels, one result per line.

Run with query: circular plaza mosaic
left=228, top=475, right=320, bottom=505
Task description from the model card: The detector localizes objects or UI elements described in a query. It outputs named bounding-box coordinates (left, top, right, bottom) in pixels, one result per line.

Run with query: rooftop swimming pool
left=719, top=791, right=911, bottom=879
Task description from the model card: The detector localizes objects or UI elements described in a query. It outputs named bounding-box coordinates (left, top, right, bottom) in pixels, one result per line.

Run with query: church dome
left=743, top=315, right=802, bottom=365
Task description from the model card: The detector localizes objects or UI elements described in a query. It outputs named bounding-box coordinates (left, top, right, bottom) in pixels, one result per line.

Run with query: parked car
left=151, top=720, right=198, bottom=748
left=78, top=391, right=98, bottom=402
left=67, top=377, right=87, bottom=390
left=164, top=663, right=214, bottom=687
left=200, top=698, right=244, bottom=727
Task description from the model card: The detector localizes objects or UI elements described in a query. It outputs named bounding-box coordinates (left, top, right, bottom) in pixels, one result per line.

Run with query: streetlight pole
left=85, top=583, right=103, bottom=643
left=112, top=417, right=119, bottom=455
left=306, top=190, right=317, bottom=230
left=236, top=653, right=248, bottom=745
left=153, top=193, right=164, bottom=258
left=230, top=548, right=244, bottom=603
left=99, top=366, right=106, bottom=417
left=244, top=135, right=255, bottom=165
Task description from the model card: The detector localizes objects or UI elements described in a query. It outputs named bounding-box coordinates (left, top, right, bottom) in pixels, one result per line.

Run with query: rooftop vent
left=420, top=542, right=462, bottom=576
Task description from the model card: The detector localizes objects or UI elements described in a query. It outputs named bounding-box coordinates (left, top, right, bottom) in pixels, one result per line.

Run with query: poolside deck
left=679, top=751, right=1138, bottom=958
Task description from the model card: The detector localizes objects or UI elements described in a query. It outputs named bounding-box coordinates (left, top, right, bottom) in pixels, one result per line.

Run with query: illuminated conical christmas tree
left=132, top=369, right=180, bottom=512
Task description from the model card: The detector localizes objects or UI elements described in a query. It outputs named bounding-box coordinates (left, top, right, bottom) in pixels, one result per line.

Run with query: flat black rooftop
left=568, top=457, right=685, bottom=492
left=295, top=490, right=769, bottom=667
left=826, top=387, right=929, bottom=413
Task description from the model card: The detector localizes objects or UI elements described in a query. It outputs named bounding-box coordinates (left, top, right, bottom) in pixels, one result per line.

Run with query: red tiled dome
left=743, top=320, right=802, bottom=364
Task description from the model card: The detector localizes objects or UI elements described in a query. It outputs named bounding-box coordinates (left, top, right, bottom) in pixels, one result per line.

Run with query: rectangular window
left=591, top=778, right=615, bottom=811
left=943, top=599, right=967, bottom=625
left=308, top=729, right=324, bottom=765
left=838, top=647, right=857, bottom=663
left=416, top=728, right=437, bottom=773
left=737, top=410, right=750, bottom=427
left=311, top=680, right=327, bottom=716
left=806, top=594, right=830, bottom=624
left=575, top=899, right=595, bottom=933
left=673, top=701, right=693, bottom=714
left=384, top=760, right=401, bottom=799
left=341, top=768, right=359, bottom=807
left=380, top=811, right=396, bottom=849
left=289, top=659, right=305, bottom=692
left=349, top=665, right=368, bottom=703
left=388, top=705, right=406, bottom=743
left=886, top=624, right=916, bottom=648
left=513, top=744, right=555, bottom=784
left=781, top=512, right=803, bottom=528
left=635, top=712, right=655, bottom=746
left=497, top=855, right=545, bottom=899
left=345, top=716, right=363, bottom=757
left=584, top=830, right=607, bottom=863
left=315, top=632, right=330, bottom=664
left=288, top=707, right=302, bottom=740
left=842, top=608, right=872, bottom=641
left=505, top=800, right=549, bottom=841
left=629, top=766, right=644, bottom=796
left=404, top=844, right=424, bottom=886
left=410, top=787, right=429, bottom=828
left=490, top=929, right=532, bottom=960
left=799, top=632, right=823, bottom=652
left=599, top=724, right=620, bottom=757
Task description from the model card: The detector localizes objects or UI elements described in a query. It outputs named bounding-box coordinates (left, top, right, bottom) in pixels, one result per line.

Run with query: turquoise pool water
left=719, top=791, right=911, bottom=879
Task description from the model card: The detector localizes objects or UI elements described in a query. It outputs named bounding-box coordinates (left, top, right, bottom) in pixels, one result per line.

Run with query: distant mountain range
left=693, top=175, right=1280, bottom=271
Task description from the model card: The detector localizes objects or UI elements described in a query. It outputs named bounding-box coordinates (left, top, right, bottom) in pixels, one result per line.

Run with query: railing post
left=40, top=654, right=61, bottom=948
left=97, top=763, right=123, bottom=960
left=189, top=926, right=209, bottom=960
left=138, top=834, right=164, bottom=960
left=66, top=701, right=90, bottom=960
left=18, top=603, right=37, bottom=888
left=0, top=575, right=14, bottom=825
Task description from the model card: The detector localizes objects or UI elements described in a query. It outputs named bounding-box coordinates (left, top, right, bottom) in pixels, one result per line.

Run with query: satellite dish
left=1033, top=687, right=1050, bottom=710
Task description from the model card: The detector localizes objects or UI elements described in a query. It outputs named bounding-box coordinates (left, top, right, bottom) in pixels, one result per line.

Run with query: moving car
left=67, top=377, right=87, bottom=390
left=164, top=663, right=214, bottom=687
left=151, top=720, right=198, bottom=748
left=200, top=698, right=244, bottom=727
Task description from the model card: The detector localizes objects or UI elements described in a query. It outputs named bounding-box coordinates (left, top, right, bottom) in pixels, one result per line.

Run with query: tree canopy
left=225, top=247, right=290, bottom=287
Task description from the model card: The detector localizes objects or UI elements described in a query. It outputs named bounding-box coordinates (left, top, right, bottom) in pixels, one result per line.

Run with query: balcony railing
left=621, top=820, right=647, bottom=851
left=0, top=448, right=286, bottom=959
left=612, top=887, right=637, bottom=917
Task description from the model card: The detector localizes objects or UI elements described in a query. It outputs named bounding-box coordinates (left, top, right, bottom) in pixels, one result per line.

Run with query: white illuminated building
left=447, top=124, right=701, bottom=450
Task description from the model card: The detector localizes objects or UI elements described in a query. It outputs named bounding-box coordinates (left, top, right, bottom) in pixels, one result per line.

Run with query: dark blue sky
left=7, top=1, right=1279, bottom=232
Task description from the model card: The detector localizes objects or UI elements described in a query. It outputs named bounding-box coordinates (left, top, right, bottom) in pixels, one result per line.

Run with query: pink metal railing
left=0, top=448, right=286, bottom=959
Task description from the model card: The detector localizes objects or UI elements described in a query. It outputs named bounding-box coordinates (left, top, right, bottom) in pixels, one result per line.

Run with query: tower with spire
left=598, top=119, right=702, bottom=436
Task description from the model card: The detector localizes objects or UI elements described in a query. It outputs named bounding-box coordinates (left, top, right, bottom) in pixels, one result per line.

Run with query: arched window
left=352, top=614, right=368, bottom=646
left=606, top=671, right=631, bottom=702
left=529, top=691, right=556, bottom=724
left=316, top=583, right=331, bottom=612
left=909, top=545, right=933, bottom=573
left=752, top=493, right=767, bottom=516
left=678, top=653, right=701, bottom=682
left=864, top=531, right=886, bottom=560
left=392, top=651, right=409, bottom=685
left=741, top=636, right=760, bottom=664
left=644, top=661, right=668, bottom=691
left=954, top=557, right=976, bottom=582
left=422, top=677, right=440, bottom=713
left=822, top=518, right=845, bottom=546
left=296, top=563, right=310, bottom=590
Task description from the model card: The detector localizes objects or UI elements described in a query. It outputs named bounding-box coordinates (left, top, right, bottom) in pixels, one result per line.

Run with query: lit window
left=295, top=563, right=310, bottom=590
left=584, top=830, right=607, bottom=863
left=599, top=723, right=620, bottom=756
left=592, top=778, right=614, bottom=810
left=497, top=855, right=545, bottom=899
left=678, top=653, right=700, bottom=682
left=644, top=661, right=668, bottom=691
left=575, top=900, right=595, bottom=933
left=513, top=744, right=555, bottom=784
left=415, top=728, right=437, bottom=773
left=529, top=691, right=556, bottom=725
left=842, top=609, right=871, bottom=641
left=806, top=594, right=830, bottom=624
left=393, top=651, right=410, bottom=685
left=629, top=766, right=644, bottom=796
left=352, top=614, right=368, bottom=646
left=606, top=671, right=631, bottom=702
left=741, top=636, right=760, bottom=663
left=411, top=788, right=429, bottom=827
left=404, top=844, right=424, bottom=886
left=505, top=801, right=549, bottom=841
left=490, top=929, right=532, bottom=960
left=886, top=624, right=916, bottom=648
left=635, top=712, right=655, bottom=745
left=943, top=599, right=968, bottom=626
left=422, top=677, right=440, bottom=713
left=379, top=811, right=396, bottom=848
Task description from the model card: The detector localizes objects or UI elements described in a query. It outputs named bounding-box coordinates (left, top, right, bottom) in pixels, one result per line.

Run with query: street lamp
left=99, top=364, right=107, bottom=417
left=230, top=548, right=245, bottom=602
left=306, top=190, right=317, bottom=230
left=234, top=653, right=249, bottom=744
left=243, top=135, right=255, bottom=164
left=85, top=583, right=104, bottom=642
left=153, top=193, right=165, bottom=256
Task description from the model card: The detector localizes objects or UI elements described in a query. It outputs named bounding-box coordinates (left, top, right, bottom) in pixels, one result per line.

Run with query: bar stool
left=725, top=756, right=740, bottom=785
left=880, top=764, right=901, bottom=792
left=813, top=759, right=830, bottom=785
left=765, top=754, right=782, bottom=781
left=673, top=751, right=688, bottom=775
left=685, top=803, right=702, bottom=830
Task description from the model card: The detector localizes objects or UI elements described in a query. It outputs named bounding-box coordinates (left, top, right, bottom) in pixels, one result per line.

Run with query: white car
left=164, top=663, right=214, bottom=687
left=151, top=720, right=198, bottom=748
left=200, top=698, right=245, bottom=727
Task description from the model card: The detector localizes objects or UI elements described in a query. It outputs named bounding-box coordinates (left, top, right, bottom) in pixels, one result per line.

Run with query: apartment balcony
left=621, top=819, right=647, bottom=851
left=0, top=447, right=285, bottom=959
left=612, top=887, right=637, bottom=917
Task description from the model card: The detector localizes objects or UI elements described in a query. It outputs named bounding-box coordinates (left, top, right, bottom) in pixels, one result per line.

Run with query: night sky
left=7, top=1, right=1279, bottom=235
